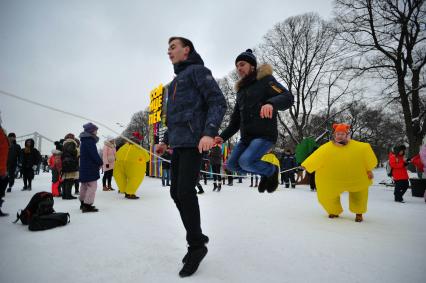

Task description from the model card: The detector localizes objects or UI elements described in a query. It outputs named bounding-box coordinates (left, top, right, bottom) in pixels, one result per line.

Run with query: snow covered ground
left=0, top=168, right=425, bottom=283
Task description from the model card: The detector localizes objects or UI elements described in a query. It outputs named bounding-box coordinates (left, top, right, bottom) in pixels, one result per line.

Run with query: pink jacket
left=102, top=141, right=116, bottom=171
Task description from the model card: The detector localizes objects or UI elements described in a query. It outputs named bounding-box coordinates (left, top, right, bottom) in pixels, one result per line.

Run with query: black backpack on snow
left=14, top=192, right=55, bottom=225
left=28, top=213, right=70, bottom=231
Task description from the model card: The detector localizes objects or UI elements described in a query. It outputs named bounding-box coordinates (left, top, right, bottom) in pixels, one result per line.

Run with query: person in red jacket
left=0, top=120, right=10, bottom=216
left=389, top=145, right=410, bottom=203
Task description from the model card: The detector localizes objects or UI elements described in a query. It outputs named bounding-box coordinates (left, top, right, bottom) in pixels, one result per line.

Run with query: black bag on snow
left=13, top=192, right=55, bottom=225
left=28, top=213, right=70, bottom=231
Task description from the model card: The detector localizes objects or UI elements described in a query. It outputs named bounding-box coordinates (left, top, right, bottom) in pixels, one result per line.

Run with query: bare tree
left=335, top=0, right=426, bottom=155
left=117, top=108, right=150, bottom=149
left=260, top=13, right=355, bottom=144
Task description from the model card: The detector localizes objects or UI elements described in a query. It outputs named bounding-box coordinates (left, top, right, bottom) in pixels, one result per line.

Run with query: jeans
left=227, top=138, right=275, bottom=177
left=162, top=168, right=170, bottom=186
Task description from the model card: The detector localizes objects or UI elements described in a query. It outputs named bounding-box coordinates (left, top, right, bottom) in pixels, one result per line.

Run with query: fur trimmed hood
left=235, top=64, right=273, bottom=92
left=104, top=140, right=115, bottom=149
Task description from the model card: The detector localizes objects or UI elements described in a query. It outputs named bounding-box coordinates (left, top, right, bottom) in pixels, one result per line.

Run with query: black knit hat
left=8, top=132, right=16, bottom=138
left=235, top=49, right=257, bottom=68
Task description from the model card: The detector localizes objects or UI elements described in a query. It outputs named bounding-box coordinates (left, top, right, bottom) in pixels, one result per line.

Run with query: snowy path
left=1, top=169, right=425, bottom=283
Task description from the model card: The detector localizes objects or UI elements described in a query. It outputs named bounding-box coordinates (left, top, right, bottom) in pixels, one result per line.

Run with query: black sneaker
left=182, top=235, right=209, bottom=263
left=258, top=176, right=267, bottom=193
left=179, top=246, right=208, bottom=277
left=266, top=166, right=279, bottom=193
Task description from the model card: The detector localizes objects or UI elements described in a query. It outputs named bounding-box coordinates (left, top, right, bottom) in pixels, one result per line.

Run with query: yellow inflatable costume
left=113, top=142, right=150, bottom=197
left=302, top=125, right=377, bottom=217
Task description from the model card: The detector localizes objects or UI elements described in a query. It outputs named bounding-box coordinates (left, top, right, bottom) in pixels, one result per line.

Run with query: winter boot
left=217, top=183, right=221, bottom=192
left=82, top=203, right=99, bottom=213
left=285, top=183, right=290, bottom=188
left=179, top=246, right=208, bottom=277
left=266, top=166, right=279, bottom=193
left=213, top=183, right=217, bottom=192
left=198, top=188, right=204, bottom=194
left=125, top=194, right=140, bottom=199
left=291, top=184, right=296, bottom=189
left=355, top=214, right=363, bottom=222
left=258, top=176, right=267, bottom=193
left=80, top=200, right=84, bottom=210
left=182, top=235, right=209, bottom=263
left=6, top=188, right=11, bottom=193
left=103, top=186, right=109, bottom=191
left=328, top=214, right=339, bottom=219
left=108, top=186, right=115, bottom=191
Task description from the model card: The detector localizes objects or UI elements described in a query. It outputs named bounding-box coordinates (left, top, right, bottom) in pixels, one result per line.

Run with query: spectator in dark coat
left=6, top=132, right=21, bottom=192
left=20, top=138, right=41, bottom=191
left=79, top=123, right=103, bottom=212
left=209, top=145, right=222, bottom=191
left=161, top=148, right=172, bottom=187
left=280, top=149, right=297, bottom=188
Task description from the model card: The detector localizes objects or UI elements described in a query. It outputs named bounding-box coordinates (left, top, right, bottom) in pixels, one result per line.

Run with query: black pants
left=22, top=167, right=34, bottom=189
left=211, top=164, right=222, bottom=183
left=7, top=166, right=16, bottom=188
left=102, top=170, right=113, bottom=187
left=0, top=175, right=8, bottom=200
left=308, top=172, right=316, bottom=190
left=74, top=179, right=80, bottom=193
left=170, top=148, right=205, bottom=247
left=282, top=171, right=296, bottom=187
left=394, top=180, right=409, bottom=201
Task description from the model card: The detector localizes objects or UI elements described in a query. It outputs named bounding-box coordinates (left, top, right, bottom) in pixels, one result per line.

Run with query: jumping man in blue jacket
left=156, top=37, right=226, bottom=277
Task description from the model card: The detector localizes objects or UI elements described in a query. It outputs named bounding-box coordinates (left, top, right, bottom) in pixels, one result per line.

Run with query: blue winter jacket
left=79, top=132, right=103, bottom=182
left=165, top=52, right=227, bottom=148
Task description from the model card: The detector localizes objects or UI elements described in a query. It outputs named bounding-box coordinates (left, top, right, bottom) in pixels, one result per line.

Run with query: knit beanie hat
left=332, top=123, right=350, bottom=134
left=83, top=122, right=98, bottom=133
left=235, top=49, right=257, bottom=68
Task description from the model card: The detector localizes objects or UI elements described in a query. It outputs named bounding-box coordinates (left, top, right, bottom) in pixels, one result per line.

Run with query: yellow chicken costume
left=302, top=124, right=377, bottom=221
left=113, top=133, right=150, bottom=199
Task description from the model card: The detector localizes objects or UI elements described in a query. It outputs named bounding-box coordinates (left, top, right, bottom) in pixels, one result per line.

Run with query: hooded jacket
left=20, top=139, right=41, bottom=169
left=220, top=64, right=293, bottom=143
left=79, top=132, right=103, bottom=182
left=165, top=51, right=227, bottom=148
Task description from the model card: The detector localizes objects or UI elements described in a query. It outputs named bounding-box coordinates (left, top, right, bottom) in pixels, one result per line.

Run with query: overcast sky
left=0, top=0, right=333, bottom=154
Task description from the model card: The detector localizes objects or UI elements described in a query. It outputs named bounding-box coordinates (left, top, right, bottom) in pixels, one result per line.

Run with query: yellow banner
left=149, top=84, right=164, bottom=125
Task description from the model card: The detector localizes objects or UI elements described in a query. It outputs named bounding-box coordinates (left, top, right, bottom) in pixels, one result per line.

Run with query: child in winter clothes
left=389, top=145, right=410, bottom=203
left=102, top=136, right=116, bottom=191
left=49, top=150, right=62, bottom=197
